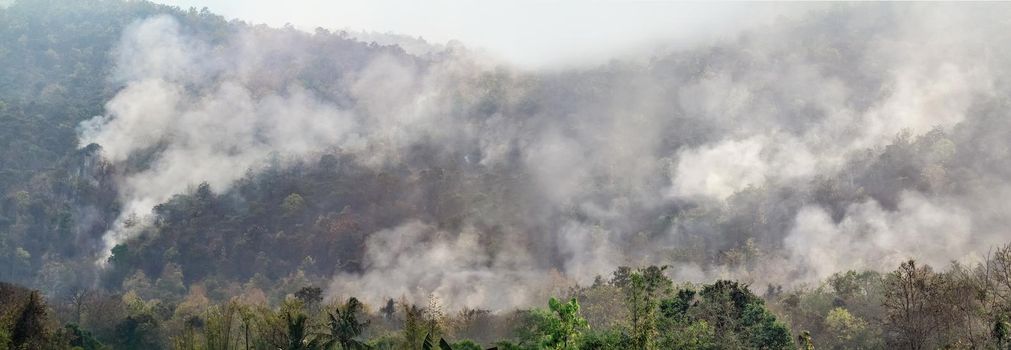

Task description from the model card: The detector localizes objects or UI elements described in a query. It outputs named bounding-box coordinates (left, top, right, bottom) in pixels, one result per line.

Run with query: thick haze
left=78, top=3, right=1011, bottom=309
left=150, top=0, right=798, bottom=69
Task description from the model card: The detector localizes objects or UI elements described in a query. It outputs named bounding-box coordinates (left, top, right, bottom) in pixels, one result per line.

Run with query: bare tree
left=883, top=260, right=939, bottom=350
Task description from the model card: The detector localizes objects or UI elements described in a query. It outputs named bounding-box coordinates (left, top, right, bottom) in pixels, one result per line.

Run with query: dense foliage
left=0, top=265, right=792, bottom=349
left=10, top=255, right=1011, bottom=349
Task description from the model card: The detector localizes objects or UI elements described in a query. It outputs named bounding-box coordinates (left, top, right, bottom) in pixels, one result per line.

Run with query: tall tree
left=317, top=297, right=369, bottom=350
left=883, top=260, right=939, bottom=350
left=622, top=266, right=671, bottom=350
left=10, top=291, right=50, bottom=349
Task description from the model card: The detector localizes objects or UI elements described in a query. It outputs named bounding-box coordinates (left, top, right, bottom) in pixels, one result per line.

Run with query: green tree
left=658, top=320, right=716, bottom=350
left=527, top=297, right=588, bottom=350
left=259, top=300, right=319, bottom=350
left=401, top=302, right=427, bottom=349
left=823, top=307, right=870, bottom=349
left=0, top=326, right=10, bottom=350
left=204, top=302, right=240, bottom=350
left=10, top=291, right=50, bottom=349
left=994, top=317, right=1010, bottom=350
left=741, top=302, right=793, bottom=349
left=66, top=323, right=105, bottom=350
left=155, top=264, right=187, bottom=302
left=281, top=193, right=307, bottom=217
left=449, top=339, right=482, bottom=350
left=317, top=297, right=369, bottom=350
left=283, top=311, right=316, bottom=350
left=797, top=331, right=814, bottom=350
left=622, top=266, right=671, bottom=350
left=114, top=313, right=163, bottom=350
left=659, top=281, right=793, bottom=350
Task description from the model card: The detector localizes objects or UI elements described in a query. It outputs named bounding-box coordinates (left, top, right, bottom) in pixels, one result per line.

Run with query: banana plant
left=420, top=332, right=497, bottom=350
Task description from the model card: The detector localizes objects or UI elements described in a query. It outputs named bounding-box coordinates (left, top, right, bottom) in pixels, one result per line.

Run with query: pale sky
left=151, top=1, right=804, bottom=69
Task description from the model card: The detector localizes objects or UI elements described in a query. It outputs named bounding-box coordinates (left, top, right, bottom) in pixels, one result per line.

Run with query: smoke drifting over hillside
left=80, top=3, right=1011, bottom=309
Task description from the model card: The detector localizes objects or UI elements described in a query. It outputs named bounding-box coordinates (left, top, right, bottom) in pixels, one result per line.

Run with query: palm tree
left=317, top=297, right=370, bottom=350
left=285, top=311, right=320, bottom=350
left=420, top=333, right=454, bottom=350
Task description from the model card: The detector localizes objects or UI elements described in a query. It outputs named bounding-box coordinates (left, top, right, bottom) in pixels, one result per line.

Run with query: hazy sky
left=151, top=0, right=801, bottom=68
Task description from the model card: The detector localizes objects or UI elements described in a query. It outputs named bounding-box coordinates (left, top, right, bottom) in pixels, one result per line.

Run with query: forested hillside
left=3, top=0, right=1011, bottom=348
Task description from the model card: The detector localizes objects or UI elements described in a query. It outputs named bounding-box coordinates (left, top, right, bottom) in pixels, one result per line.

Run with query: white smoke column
left=683, top=5, right=1007, bottom=288
left=327, top=221, right=559, bottom=311
left=79, top=16, right=359, bottom=262
left=785, top=192, right=974, bottom=282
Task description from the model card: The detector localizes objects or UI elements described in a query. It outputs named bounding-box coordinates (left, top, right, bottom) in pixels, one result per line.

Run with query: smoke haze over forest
left=5, top=2, right=1011, bottom=348
left=70, top=2, right=1011, bottom=308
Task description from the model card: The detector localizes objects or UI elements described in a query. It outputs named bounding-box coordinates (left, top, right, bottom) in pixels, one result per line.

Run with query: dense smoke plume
left=79, top=3, right=1011, bottom=309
